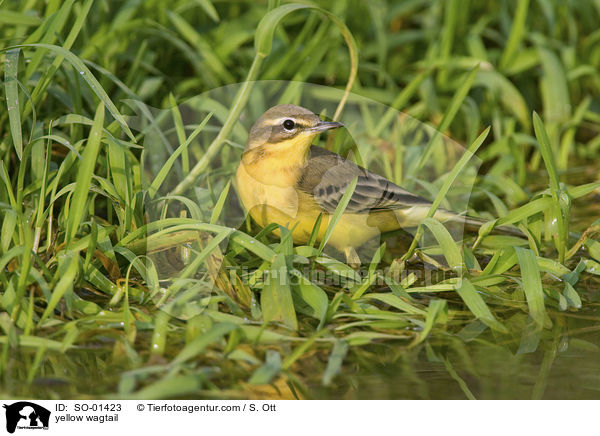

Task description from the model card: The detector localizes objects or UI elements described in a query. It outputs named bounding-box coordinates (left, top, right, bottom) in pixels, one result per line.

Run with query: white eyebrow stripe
left=262, top=116, right=313, bottom=127
left=263, top=117, right=294, bottom=126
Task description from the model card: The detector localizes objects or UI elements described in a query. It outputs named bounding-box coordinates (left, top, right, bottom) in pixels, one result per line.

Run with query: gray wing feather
left=297, top=146, right=432, bottom=214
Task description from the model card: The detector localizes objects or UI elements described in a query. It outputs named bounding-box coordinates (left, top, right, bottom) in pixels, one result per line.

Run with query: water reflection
left=317, top=308, right=600, bottom=399
left=7, top=296, right=600, bottom=399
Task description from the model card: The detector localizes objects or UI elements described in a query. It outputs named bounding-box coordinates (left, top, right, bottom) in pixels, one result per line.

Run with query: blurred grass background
left=1, top=0, right=600, bottom=399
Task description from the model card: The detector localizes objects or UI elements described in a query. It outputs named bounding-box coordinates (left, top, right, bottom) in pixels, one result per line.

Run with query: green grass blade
left=209, top=180, right=231, bottom=225
left=248, top=349, right=282, bottom=384
left=317, top=176, right=358, bottom=254
left=410, top=299, right=447, bottom=347
left=411, top=64, right=480, bottom=177
left=6, top=43, right=135, bottom=142
left=4, top=49, right=22, bottom=160
left=147, top=112, right=212, bottom=199
left=515, top=247, right=548, bottom=329
left=422, top=217, right=463, bottom=271
left=533, top=111, right=568, bottom=262
left=254, top=4, right=311, bottom=57
left=537, top=47, right=571, bottom=123
left=0, top=10, right=42, bottom=26
left=38, top=252, right=78, bottom=326
left=66, top=101, right=104, bottom=246
left=194, top=0, right=220, bottom=22
left=261, top=254, right=298, bottom=330
left=499, top=0, right=530, bottom=70
left=533, top=112, right=561, bottom=195
left=291, top=270, right=328, bottom=324
left=322, top=340, right=349, bottom=386
left=177, top=229, right=233, bottom=280
left=455, top=279, right=507, bottom=333
left=172, top=322, right=237, bottom=365
left=403, top=127, right=490, bottom=260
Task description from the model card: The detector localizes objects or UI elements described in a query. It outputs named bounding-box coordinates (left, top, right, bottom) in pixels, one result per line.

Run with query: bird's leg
left=344, top=246, right=361, bottom=268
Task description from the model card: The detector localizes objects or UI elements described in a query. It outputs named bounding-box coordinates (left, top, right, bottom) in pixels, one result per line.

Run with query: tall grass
left=0, top=0, right=599, bottom=399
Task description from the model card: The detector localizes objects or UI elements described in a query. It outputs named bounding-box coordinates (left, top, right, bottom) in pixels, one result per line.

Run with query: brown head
left=244, top=104, right=342, bottom=156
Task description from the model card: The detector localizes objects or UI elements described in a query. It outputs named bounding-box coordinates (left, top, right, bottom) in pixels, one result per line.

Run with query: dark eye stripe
left=262, top=119, right=315, bottom=144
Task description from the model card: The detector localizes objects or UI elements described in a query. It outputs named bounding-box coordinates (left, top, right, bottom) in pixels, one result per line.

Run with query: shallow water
left=314, top=304, right=600, bottom=400
left=5, top=294, right=600, bottom=400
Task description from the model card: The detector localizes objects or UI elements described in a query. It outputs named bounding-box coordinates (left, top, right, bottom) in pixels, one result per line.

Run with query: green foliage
left=0, top=0, right=599, bottom=399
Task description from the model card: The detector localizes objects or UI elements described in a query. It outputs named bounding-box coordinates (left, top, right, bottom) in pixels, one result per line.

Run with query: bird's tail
left=433, top=210, right=525, bottom=238
left=383, top=207, right=525, bottom=238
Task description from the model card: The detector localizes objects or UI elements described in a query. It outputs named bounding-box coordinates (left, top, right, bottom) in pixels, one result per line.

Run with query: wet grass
left=1, top=0, right=600, bottom=399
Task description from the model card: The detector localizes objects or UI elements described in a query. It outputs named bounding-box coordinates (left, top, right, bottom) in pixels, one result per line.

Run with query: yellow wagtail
left=236, top=104, right=514, bottom=263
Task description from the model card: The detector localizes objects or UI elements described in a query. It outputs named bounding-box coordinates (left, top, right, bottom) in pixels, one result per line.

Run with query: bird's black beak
left=310, top=121, right=344, bottom=132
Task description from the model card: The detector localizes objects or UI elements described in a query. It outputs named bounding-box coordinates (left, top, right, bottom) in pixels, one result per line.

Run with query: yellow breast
left=235, top=158, right=383, bottom=250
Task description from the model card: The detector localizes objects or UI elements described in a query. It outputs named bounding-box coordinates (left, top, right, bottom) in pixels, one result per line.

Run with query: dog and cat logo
left=2, top=402, right=50, bottom=433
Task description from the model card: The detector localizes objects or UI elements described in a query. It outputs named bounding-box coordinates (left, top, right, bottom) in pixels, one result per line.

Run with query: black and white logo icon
left=3, top=402, right=50, bottom=433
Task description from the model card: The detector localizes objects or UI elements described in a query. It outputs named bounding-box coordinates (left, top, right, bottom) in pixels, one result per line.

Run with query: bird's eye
left=283, top=119, right=295, bottom=130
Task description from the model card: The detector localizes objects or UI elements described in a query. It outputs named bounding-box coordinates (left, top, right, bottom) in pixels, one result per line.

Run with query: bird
left=235, top=104, right=519, bottom=264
